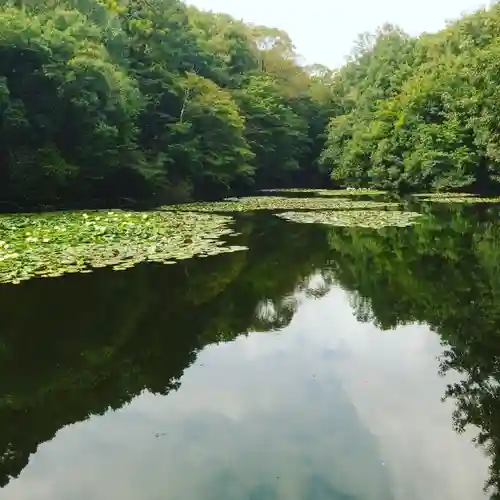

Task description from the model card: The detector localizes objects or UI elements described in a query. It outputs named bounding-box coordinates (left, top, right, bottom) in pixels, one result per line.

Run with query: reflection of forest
left=2, top=204, right=500, bottom=497
left=327, top=203, right=500, bottom=499
left=0, top=215, right=333, bottom=488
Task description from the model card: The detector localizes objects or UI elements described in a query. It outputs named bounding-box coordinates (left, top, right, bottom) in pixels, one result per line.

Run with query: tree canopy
left=0, top=0, right=334, bottom=209
left=4, top=1, right=500, bottom=206
left=321, top=3, right=500, bottom=193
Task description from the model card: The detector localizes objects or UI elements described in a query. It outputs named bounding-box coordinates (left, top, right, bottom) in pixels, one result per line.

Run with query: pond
left=0, top=192, right=499, bottom=499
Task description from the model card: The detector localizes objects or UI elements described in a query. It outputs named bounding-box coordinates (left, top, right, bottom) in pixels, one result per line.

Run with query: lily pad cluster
left=162, top=197, right=400, bottom=213
left=418, top=195, right=500, bottom=204
left=0, top=210, right=246, bottom=284
left=259, top=188, right=327, bottom=193
left=275, top=210, right=423, bottom=229
left=413, top=192, right=475, bottom=198
left=260, top=188, right=387, bottom=197
left=315, top=189, right=387, bottom=197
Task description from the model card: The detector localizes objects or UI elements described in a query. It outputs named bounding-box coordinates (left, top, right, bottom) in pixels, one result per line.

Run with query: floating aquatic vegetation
left=0, top=210, right=246, bottom=284
left=275, top=210, right=423, bottom=229
left=259, top=188, right=326, bottom=193
left=413, top=192, right=475, bottom=198
left=259, top=188, right=387, bottom=197
left=161, top=196, right=400, bottom=213
left=314, top=189, right=387, bottom=197
left=418, top=195, right=500, bottom=203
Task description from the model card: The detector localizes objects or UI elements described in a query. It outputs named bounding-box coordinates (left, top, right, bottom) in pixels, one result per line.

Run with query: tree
left=320, top=4, right=500, bottom=194
left=0, top=0, right=334, bottom=208
left=235, top=75, right=309, bottom=187
left=168, top=72, right=254, bottom=195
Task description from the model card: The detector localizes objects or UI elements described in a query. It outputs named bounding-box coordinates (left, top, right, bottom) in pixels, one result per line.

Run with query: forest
left=0, top=0, right=334, bottom=208
left=321, top=3, right=500, bottom=193
left=2, top=0, right=500, bottom=207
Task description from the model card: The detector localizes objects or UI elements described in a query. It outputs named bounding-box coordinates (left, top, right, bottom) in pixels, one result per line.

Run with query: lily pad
left=260, top=188, right=386, bottom=195
left=161, top=197, right=400, bottom=213
left=413, top=192, right=475, bottom=198
left=315, top=189, right=387, bottom=197
left=260, top=188, right=387, bottom=197
left=418, top=195, right=500, bottom=204
left=275, top=210, right=423, bottom=229
left=0, top=210, right=246, bottom=284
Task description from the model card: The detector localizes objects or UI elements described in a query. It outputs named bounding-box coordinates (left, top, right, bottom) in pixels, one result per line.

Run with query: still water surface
left=0, top=203, right=499, bottom=499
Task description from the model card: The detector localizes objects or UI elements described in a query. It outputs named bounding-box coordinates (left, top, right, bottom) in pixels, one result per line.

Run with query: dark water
left=1, top=202, right=500, bottom=499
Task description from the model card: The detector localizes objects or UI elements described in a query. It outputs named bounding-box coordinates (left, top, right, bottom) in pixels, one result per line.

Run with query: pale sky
left=189, top=0, right=489, bottom=68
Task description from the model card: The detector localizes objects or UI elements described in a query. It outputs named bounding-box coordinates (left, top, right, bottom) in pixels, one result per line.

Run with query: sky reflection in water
left=0, top=277, right=488, bottom=500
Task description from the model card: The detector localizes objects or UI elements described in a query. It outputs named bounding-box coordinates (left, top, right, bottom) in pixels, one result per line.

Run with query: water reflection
left=327, top=203, right=500, bottom=499
left=0, top=204, right=499, bottom=498
left=0, top=215, right=331, bottom=490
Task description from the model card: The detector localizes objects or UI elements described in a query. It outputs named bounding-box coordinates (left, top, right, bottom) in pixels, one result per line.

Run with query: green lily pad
left=275, top=210, right=423, bottom=228
left=315, top=189, right=387, bottom=197
left=260, top=188, right=387, bottom=197
left=413, top=192, right=475, bottom=198
left=0, top=210, right=246, bottom=284
left=161, top=197, right=400, bottom=213
left=418, top=195, right=500, bottom=204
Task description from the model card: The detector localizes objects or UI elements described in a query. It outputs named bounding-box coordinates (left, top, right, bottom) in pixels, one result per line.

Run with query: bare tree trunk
left=179, top=87, right=192, bottom=124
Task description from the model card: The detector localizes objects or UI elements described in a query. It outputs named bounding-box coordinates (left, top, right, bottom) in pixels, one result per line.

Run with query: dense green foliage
left=6, top=0, right=500, bottom=206
left=321, top=3, right=500, bottom=193
left=0, top=0, right=334, bottom=208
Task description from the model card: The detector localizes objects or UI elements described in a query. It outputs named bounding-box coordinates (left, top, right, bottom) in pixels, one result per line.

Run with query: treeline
left=5, top=0, right=500, bottom=207
left=321, top=3, right=500, bottom=193
left=0, top=0, right=334, bottom=208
